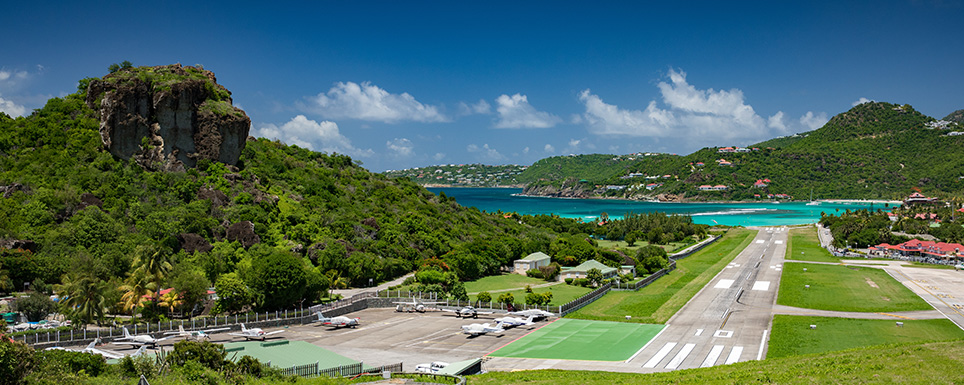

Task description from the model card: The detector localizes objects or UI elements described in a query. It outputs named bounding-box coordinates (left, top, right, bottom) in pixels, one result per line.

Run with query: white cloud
left=458, top=99, right=491, bottom=115
left=544, top=144, right=555, bottom=153
left=433, top=152, right=446, bottom=161
left=386, top=138, right=414, bottom=157
left=303, top=81, right=447, bottom=123
left=252, top=115, right=373, bottom=157
left=494, top=93, right=562, bottom=129
left=0, top=96, right=26, bottom=117
left=852, top=97, right=873, bottom=106
left=800, top=111, right=829, bottom=130
left=523, top=147, right=530, bottom=154
left=579, top=69, right=825, bottom=145
left=467, top=143, right=505, bottom=162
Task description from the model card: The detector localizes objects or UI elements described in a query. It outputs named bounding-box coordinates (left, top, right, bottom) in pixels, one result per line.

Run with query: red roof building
left=873, top=240, right=964, bottom=260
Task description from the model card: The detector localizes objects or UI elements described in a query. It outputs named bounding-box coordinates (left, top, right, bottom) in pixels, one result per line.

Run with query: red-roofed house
left=873, top=240, right=964, bottom=261
left=904, top=192, right=938, bottom=205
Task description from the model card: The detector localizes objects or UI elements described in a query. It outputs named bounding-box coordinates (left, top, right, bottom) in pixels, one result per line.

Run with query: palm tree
left=55, top=273, right=107, bottom=326
left=132, top=244, right=173, bottom=284
left=118, top=273, right=157, bottom=316
left=0, top=264, right=11, bottom=294
left=326, top=269, right=348, bottom=299
left=158, top=290, right=183, bottom=315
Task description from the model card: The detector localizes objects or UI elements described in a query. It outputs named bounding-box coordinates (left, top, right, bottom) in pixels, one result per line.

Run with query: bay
left=428, top=187, right=891, bottom=227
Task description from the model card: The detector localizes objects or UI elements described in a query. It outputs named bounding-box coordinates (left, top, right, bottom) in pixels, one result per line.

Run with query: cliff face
left=85, top=64, right=250, bottom=170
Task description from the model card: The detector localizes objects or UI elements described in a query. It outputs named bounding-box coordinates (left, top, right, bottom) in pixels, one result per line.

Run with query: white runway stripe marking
left=752, top=281, right=770, bottom=291
left=715, top=279, right=735, bottom=289
left=725, top=346, right=743, bottom=364
left=701, top=345, right=725, bottom=368
left=695, top=329, right=703, bottom=336
left=666, top=343, right=696, bottom=369
left=643, top=342, right=677, bottom=368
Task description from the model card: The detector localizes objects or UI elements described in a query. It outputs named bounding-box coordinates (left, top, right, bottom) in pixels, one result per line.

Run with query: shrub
left=524, top=285, right=533, bottom=293
left=564, top=278, right=574, bottom=285
left=539, top=262, right=561, bottom=281
left=477, top=291, right=492, bottom=304
left=575, top=278, right=589, bottom=287
left=525, top=269, right=544, bottom=279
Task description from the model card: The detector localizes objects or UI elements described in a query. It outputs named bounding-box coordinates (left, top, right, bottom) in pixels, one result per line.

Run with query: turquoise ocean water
left=428, top=188, right=891, bottom=227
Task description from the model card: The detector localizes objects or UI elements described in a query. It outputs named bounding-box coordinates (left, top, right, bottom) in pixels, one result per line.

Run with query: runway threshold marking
left=752, top=281, right=771, bottom=291
left=643, top=342, right=677, bottom=368
left=715, top=279, right=735, bottom=289
left=665, top=343, right=696, bottom=369
left=725, top=346, right=743, bottom=364
left=700, top=345, right=725, bottom=368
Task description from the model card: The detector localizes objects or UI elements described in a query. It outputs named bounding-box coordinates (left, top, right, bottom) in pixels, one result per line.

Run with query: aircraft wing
left=202, top=327, right=230, bottom=333
left=226, top=332, right=247, bottom=338
left=89, top=347, right=126, bottom=360
left=263, top=330, right=285, bottom=336
left=155, top=335, right=178, bottom=342
left=113, top=340, right=148, bottom=346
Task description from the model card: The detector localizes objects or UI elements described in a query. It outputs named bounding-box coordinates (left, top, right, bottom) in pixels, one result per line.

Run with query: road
left=629, top=227, right=786, bottom=371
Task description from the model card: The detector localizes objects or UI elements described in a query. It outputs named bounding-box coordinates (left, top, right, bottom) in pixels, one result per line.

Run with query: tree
left=450, top=281, right=468, bottom=302
left=212, top=273, right=251, bottom=315
left=477, top=291, right=492, bottom=305
left=118, top=273, right=155, bottom=316
left=13, top=292, right=57, bottom=322
left=248, top=248, right=307, bottom=310
left=54, top=273, right=107, bottom=326
left=586, top=268, right=603, bottom=287
left=326, top=269, right=348, bottom=299
left=157, top=290, right=183, bottom=314
left=525, top=292, right=542, bottom=306
left=497, top=292, right=514, bottom=306
left=636, top=245, right=668, bottom=274
left=170, top=267, right=211, bottom=318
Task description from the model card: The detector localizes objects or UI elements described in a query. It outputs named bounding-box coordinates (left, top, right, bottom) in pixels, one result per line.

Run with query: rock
left=226, top=221, right=260, bottom=248
left=0, top=239, right=37, bottom=252
left=85, top=64, right=250, bottom=169
left=197, top=187, right=229, bottom=207
left=178, top=233, right=213, bottom=254
left=0, top=183, right=30, bottom=198
left=77, top=193, right=103, bottom=210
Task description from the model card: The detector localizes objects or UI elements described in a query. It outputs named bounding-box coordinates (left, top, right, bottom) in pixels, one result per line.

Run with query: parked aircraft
left=393, top=298, right=444, bottom=313
left=493, top=315, right=536, bottom=328
left=312, top=312, right=360, bottom=328
left=460, top=322, right=504, bottom=336
left=163, top=325, right=230, bottom=340
left=46, top=338, right=146, bottom=359
left=508, top=309, right=555, bottom=321
left=227, top=324, right=284, bottom=341
left=443, top=306, right=493, bottom=319
left=415, top=361, right=450, bottom=373
left=114, top=326, right=176, bottom=348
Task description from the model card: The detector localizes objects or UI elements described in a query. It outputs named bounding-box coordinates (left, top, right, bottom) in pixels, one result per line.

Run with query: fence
left=559, top=282, right=612, bottom=316
left=267, top=360, right=403, bottom=379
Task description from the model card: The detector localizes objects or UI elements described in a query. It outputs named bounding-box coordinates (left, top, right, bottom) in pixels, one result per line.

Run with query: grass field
left=567, top=229, right=756, bottom=324
left=777, top=262, right=932, bottom=312
left=487, top=319, right=664, bottom=361
left=767, top=315, right=964, bottom=359
left=596, top=239, right=692, bottom=254
left=464, top=273, right=548, bottom=294
left=468, top=340, right=964, bottom=384
left=786, top=226, right=839, bottom=263
left=470, top=284, right=591, bottom=306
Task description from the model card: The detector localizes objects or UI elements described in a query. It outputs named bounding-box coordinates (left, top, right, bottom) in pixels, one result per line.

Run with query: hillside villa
left=904, top=192, right=939, bottom=205
left=698, top=185, right=728, bottom=191
left=560, top=259, right=619, bottom=281
left=514, top=252, right=551, bottom=274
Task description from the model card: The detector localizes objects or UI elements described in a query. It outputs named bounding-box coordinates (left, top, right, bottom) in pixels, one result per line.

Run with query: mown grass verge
left=469, top=339, right=964, bottom=384
left=786, top=226, right=839, bottom=262
left=464, top=273, right=549, bottom=294
left=768, top=315, right=964, bottom=359
left=778, top=262, right=932, bottom=312
left=567, top=228, right=756, bottom=324
left=470, top=284, right=591, bottom=306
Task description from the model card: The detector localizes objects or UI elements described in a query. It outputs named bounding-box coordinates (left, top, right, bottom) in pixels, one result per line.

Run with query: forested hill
left=518, top=102, right=964, bottom=201
left=0, top=68, right=566, bottom=313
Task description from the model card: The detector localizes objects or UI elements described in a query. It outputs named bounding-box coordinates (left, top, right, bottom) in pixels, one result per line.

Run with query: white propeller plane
left=113, top=326, right=176, bottom=348
left=493, top=315, right=536, bottom=328
left=442, top=306, right=493, bottom=319
left=508, top=309, right=555, bottom=321
left=227, top=324, right=284, bottom=341
left=460, top=322, right=504, bottom=336
left=393, top=298, right=444, bottom=313
left=47, top=338, right=147, bottom=359
left=312, top=312, right=360, bottom=328
left=163, top=325, right=230, bottom=340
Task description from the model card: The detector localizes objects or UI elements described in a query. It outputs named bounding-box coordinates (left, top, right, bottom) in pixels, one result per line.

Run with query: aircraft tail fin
left=85, top=339, right=97, bottom=350
left=179, top=325, right=186, bottom=333
left=122, top=326, right=132, bottom=338
left=240, top=323, right=247, bottom=332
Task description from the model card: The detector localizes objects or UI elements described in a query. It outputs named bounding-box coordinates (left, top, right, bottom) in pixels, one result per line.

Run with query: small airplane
left=393, top=298, right=444, bottom=313
left=227, top=324, right=284, bottom=341
left=415, top=361, right=450, bottom=373
left=163, top=325, right=230, bottom=340
left=508, top=309, right=555, bottom=321
left=442, top=306, right=493, bottom=319
left=493, top=315, right=536, bottom=328
left=460, top=322, right=504, bottom=336
left=312, top=312, right=360, bottom=328
left=114, top=326, right=176, bottom=348
left=47, top=338, right=146, bottom=359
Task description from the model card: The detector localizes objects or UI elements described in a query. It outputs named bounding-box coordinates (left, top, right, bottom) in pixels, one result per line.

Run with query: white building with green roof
left=514, top=251, right=551, bottom=274
left=560, top=259, right=618, bottom=281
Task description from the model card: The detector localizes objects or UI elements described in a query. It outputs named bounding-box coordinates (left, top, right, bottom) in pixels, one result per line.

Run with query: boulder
left=226, top=221, right=260, bottom=248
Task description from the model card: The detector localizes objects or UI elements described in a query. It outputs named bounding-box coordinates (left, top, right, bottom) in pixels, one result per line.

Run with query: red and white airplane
left=312, top=312, right=360, bottom=328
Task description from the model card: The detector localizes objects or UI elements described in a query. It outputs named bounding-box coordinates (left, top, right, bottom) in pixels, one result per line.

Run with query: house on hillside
left=698, top=185, right=728, bottom=191
left=560, top=259, right=618, bottom=281
left=904, top=192, right=939, bottom=206
left=514, top=252, right=551, bottom=274
left=872, top=240, right=964, bottom=262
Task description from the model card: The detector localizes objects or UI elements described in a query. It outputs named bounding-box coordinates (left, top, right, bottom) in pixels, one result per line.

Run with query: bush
left=575, top=278, right=589, bottom=287
left=539, top=262, right=561, bottom=281
left=525, top=269, right=543, bottom=279
left=477, top=291, right=491, bottom=304
left=564, top=278, right=574, bottom=285
left=524, top=285, right=533, bottom=293
left=34, top=349, right=108, bottom=377
left=12, top=293, right=57, bottom=322
left=0, top=338, right=35, bottom=385
left=166, top=340, right=228, bottom=371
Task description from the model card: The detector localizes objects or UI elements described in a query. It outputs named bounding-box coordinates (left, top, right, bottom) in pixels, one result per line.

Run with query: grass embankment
left=469, top=340, right=964, bottom=384
left=567, top=229, right=756, bottom=324
left=778, top=262, right=932, bottom=312
left=768, top=315, right=964, bottom=358
left=596, top=239, right=692, bottom=254
left=470, top=284, right=591, bottom=306
left=464, top=274, right=548, bottom=294
left=786, top=226, right=839, bottom=263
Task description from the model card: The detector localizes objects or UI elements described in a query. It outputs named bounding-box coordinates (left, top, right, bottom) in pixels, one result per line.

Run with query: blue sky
left=2, top=1, right=962, bottom=171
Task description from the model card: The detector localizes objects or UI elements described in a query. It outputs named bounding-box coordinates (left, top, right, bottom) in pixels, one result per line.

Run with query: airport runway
left=629, top=227, right=785, bottom=371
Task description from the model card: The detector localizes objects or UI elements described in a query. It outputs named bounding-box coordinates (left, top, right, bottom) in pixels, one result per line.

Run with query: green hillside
left=520, top=102, right=964, bottom=201
left=382, top=163, right=526, bottom=186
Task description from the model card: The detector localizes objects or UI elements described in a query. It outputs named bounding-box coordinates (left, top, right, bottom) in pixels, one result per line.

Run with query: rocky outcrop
left=85, top=64, right=250, bottom=170
left=178, top=233, right=213, bottom=254
left=0, top=183, right=30, bottom=198
left=0, top=239, right=37, bottom=252
left=521, top=178, right=599, bottom=199
left=226, top=221, right=260, bottom=248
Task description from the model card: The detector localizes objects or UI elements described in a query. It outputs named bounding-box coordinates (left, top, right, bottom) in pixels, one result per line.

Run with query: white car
left=415, top=361, right=450, bottom=373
